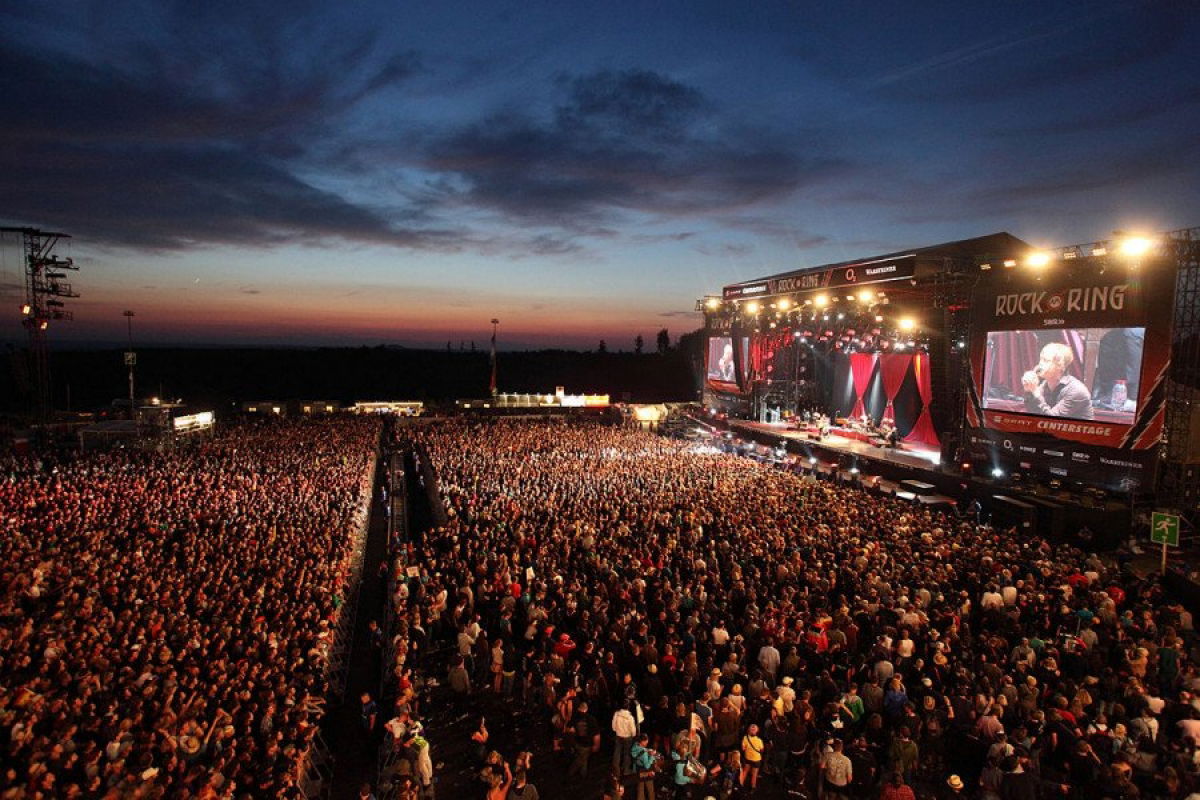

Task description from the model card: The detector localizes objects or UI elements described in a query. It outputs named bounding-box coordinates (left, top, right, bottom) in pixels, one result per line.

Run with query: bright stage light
left=857, top=289, right=874, bottom=303
left=777, top=298, right=791, bottom=310
left=809, top=456, right=817, bottom=464
left=705, top=297, right=721, bottom=310
left=992, top=467, right=1005, bottom=478
left=746, top=301, right=760, bottom=314
left=814, top=294, right=829, bottom=307
left=898, top=317, right=915, bottom=331
left=20, top=304, right=32, bottom=316
left=1119, top=236, right=1154, bottom=258
left=849, top=467, right=859, bottom=475
left=1026, top=252, right=1051, bottom=268
left=1003, top=259, right=1017, bottom=268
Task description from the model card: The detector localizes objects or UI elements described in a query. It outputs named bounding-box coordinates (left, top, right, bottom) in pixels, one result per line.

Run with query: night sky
left=2, top=1, right=1198, bottom=350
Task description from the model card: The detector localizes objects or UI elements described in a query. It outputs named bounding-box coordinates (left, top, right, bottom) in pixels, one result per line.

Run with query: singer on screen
left=1022, top=342, right=1093, bottom=419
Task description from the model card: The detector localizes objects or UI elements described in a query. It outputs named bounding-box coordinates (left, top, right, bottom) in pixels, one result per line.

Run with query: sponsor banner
left=967, top=430, right=1156, bottom=492
left=982, top=410, right=1131, bottom=449
left=724, top=255, right=916, bottom=299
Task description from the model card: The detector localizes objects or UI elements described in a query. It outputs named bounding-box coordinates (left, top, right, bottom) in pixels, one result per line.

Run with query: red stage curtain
left=749, top=334, right=767, bottom=382
left=904, top=351, right=941, bottom=448
left=879, top=353, right=911, bottom=423
left=849, top=353, right=878, bottom=418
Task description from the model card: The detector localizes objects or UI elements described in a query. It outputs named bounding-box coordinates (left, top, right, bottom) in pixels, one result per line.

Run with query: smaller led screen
left=706, top=336, right=747, bottom=384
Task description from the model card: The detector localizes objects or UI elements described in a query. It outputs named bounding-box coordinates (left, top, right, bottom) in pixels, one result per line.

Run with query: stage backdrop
left=965, top=257, right=1174, bottom=491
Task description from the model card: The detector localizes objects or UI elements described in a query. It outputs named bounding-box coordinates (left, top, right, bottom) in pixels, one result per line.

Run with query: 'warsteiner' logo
left=994, top=284, right=1127, bottom=317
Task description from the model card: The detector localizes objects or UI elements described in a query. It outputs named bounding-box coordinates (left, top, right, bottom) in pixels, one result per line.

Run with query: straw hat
left=947, top=775, right=964, bottom=790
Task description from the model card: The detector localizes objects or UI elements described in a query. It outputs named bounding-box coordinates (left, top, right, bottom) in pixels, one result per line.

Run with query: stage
left=730, top=419, right=943, bottom=472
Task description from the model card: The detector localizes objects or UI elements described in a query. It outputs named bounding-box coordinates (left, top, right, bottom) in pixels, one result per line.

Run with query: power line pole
left=490, top=318, right=500, bottom=396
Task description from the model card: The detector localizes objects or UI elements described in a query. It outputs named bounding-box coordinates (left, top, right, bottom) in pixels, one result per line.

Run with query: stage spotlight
left=858, top=289, right=875, bottom=303
left=809, top=456, right=817, bottom=464
left=1119, top=236, right=1154, bottom=258
left=1003, top=259, right=1017, bottom=268
left=1091, top=246, right=1108, bottom=257
left=894, top=342, right=905, bottom=351
left=1026, top=252, right=1051, bottom=268
left=814, top=294, right=829, bottom=307
left=898, top=317, right=915, bottom=331
left=777, top=298, right=791, bottom=310
left=991, top=467, right=1005, bottom=478
left=20, top=303, right=32, bottom=316
left=705, top=297, right=720, bottom=310
left=837, top=312, right=845, bottom=320
left=746, top=301, right=760, bottom=314
left=874, top=315, right=884, bottom=323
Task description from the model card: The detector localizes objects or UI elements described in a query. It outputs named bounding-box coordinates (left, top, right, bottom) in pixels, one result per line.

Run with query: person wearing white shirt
left=611, top=707, right=638, bottom=776
left=758, top=641, right=781, bottom=682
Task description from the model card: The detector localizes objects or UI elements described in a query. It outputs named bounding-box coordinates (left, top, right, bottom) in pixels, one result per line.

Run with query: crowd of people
left=0, top=416, right=379, bottom=798
left=378, top=418, right=1198, bottom=799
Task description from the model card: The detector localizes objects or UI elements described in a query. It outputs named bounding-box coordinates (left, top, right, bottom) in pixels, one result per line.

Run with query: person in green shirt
left=839, top=684, right=865, bottom=723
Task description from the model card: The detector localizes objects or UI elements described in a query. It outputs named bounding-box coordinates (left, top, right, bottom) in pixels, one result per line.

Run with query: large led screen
left=982, top=327, right=1145, bottom=424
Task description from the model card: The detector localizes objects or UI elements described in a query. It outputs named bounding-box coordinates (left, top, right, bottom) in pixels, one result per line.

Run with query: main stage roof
left=722, top=232, right=1030, bottom=300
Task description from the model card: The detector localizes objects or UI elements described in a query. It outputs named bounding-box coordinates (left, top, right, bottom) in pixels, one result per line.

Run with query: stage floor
left=729, top=420, right=943, bottom=471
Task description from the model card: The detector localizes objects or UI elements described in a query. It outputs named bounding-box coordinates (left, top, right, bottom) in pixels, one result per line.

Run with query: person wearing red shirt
left=879, top=771, right=916, bottom=800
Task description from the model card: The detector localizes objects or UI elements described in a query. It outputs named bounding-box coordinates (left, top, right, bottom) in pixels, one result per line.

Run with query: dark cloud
left=425, top=69, right=838, bottom=228
left=522, top=235, right=585, bottom=257
left=0, top=138, right=461, bottom=251
left=695, top=242, right=754, bottom=257
left=364, top=51, right=424, bottom=93
left=631, top=231, right=698, bottom=243
left=555, top=69, right=705, bottom=135
left=997, top=85, right=1200, bottom=137
left=0, top=29, right=449, bottom=251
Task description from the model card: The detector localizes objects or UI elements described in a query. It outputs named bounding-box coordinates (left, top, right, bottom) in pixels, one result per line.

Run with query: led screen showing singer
left=982, top=327, right=1145, bottom=425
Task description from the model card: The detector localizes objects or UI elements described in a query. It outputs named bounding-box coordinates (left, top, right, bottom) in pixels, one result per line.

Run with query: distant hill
left=1, top=336, right=704, bottom=413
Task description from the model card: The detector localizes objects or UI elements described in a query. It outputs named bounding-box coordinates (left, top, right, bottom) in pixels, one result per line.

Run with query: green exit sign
left=1152, top=511, right=1180, bottom=547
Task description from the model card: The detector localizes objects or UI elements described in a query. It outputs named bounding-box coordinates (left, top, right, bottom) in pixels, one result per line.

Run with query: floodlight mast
left=2, top=226, right=77, bottom=421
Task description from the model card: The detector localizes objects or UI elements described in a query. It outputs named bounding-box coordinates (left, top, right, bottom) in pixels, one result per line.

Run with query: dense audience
left=0, top=417, right=379, bottom=799
left=381, top=419, right=1198, bottom=799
